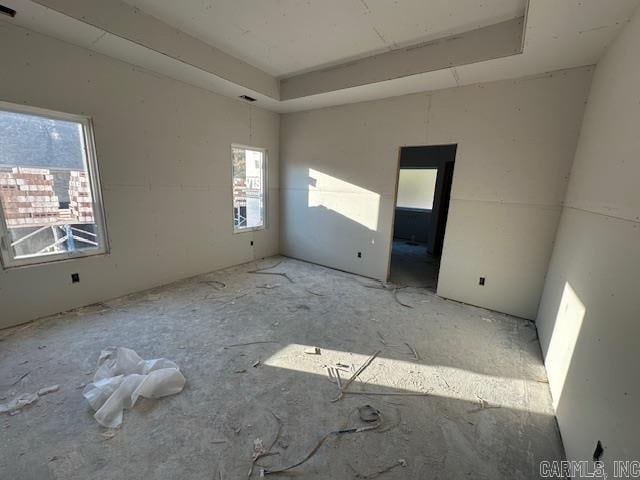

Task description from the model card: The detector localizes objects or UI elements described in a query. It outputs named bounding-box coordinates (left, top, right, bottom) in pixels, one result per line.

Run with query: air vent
left=239, top=95, right=257, bottom=102
left=0, top=4, right=16, bottom=17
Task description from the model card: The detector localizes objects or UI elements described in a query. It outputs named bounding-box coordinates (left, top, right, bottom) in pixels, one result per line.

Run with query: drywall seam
left=281, top=17, right=524, bottom=99
left=425, top=93, right=432, bottom=143
left=562, top=205, right=640, bottom=225
left=451, top=198, right=564, bottom=209
left=535, top=3, right=640, bottom=466
left=281, top=66, right=593, bottom=319
left=0, top=19, right=270, bottom=112
left=0, top=20, right=280, bottom=329
left=29, top=0, right=279, bottom=99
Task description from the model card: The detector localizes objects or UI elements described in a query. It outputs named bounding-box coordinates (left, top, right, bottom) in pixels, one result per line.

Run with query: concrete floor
left=0, top=256, right=563, bottom=479
left=389, top=240, right=440, bottom=289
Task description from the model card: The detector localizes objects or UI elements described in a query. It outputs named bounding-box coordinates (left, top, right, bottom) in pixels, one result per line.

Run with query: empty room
left=0, top=1, right=638, bottom=478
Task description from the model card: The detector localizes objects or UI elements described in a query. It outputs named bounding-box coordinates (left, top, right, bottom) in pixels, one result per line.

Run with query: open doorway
left=388, top=145, right=456, bottom=290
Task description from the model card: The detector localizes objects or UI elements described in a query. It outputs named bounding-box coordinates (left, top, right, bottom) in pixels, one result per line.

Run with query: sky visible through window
left=0, top=108, right=102, bottom=263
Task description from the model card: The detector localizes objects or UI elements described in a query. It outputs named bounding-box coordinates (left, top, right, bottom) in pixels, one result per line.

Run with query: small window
left=0, top=102, right=108, bottom=268
left=232, top=145, right=266, bottom=232
left=396, top=168, right=438, bottom=210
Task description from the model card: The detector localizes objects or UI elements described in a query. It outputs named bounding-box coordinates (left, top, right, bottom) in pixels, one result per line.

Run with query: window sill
left=1, top=249, right=109, bottom=271
left=233, top=226, right=266, bottom=234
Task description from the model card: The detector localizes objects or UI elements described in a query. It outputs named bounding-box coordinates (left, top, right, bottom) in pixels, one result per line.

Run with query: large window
left=0, top=102, right=108, bottom=268
left=396, top=168, right=437, bottom=210
left=232, top=145, right=266, bottom=232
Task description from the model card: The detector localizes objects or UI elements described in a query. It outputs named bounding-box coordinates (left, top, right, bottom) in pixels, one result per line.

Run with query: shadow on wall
left=283, top=166, right=389, bottom=278
left=537, top=212, right=639, bottom=471
left=307, top=168, right=380, bottom=231
left=284, top=144, right=456, bottom=282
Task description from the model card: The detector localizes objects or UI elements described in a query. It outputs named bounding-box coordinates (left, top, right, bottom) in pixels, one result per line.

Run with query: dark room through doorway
left=388, top=144, right=456, bottom=290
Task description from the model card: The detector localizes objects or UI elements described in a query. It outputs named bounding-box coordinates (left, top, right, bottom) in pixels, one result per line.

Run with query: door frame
left=385, top=144, right=457, bottom=283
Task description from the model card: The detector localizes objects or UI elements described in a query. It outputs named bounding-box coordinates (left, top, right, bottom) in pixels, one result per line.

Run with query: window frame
left=230, top=144, right=267, bottom=234
left=0, top=101, right=110, bottom=269
left=395, top=167, right=438, bottom=212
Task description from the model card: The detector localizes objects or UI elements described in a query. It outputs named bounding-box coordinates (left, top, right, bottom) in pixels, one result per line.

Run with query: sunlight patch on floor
left=265, top=343, right=550, bottom=414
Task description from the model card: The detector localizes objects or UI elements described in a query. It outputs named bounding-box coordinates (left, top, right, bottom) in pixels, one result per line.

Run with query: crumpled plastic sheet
left=83, top=347, right=186, bottom=428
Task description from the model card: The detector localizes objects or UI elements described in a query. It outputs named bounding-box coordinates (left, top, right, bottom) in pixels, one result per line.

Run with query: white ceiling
left=122, top=0, right=526, bottom=77
left=5, top=0, right=640, bottom=112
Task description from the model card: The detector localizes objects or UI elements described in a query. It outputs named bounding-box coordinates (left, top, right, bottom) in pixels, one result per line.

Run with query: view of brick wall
left=0, top=167, right=60, bottom=226
left=68, top=171, right=94, bottom=223
left=233, top=178, right=247, bottom=208
left=0, top=167, right=93, bottom=227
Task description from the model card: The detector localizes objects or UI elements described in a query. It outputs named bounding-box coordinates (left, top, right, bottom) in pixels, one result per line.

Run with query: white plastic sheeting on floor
left=83, top=347, right=186, bottom=428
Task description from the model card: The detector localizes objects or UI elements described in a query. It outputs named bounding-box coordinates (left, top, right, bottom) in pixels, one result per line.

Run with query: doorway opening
left=388, top=145, right=456, bottom=290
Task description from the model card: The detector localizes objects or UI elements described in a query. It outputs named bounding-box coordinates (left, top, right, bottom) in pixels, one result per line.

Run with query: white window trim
left=0, top=101, right=110, bottom=269
left=231, top=144, right=267, bottom=234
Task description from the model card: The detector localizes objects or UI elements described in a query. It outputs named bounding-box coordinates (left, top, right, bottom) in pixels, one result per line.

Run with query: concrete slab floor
left=0, top=256, right=564, bottom=479
left=389, top=239, right=440, bottom=290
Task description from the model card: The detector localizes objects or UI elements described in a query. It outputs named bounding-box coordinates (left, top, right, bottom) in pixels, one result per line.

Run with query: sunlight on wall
left=308, top=168, right=380, bottom=231
left=545, top=282, right=586, bottom=410
left=265, top=343, right=552, bottom=415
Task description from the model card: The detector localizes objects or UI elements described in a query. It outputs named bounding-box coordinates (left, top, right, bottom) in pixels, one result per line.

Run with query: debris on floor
left=333, top=350, right=381, bottom=402
left=101, top=430, right=118, bottom=441
left=347, top=458, right=407, bottom=479
left=376, top=331, right=400, bottom=347
left=361, top=281, right=414, bottom=308
left=0, top=393, right=38, bottom=415
left=248, top=411, right=283, bottom=477
left=0, top=257, right=564, bottom=478
left=248, top=261, right=294, bottom=283
left=201, top=280, right=227, bottom=290
left=356, top=405, right=380, bottom=423
left=224, top=341, right=279, bottom=349
left=37, top=385, right=60, bottom=396
left=467, top=395, right=501, bottom=413
left=376, top=331, right=421, bottom=360
left=0, top=384, right=60, bottom=415
left=305, top=289, right=325, bottom=296
left=82, top=347, right=186, bottom=428
left=404, top=342, right=420, bottom=360
left=9, top=370, right=31, bottom=386
left=261, top=405, right=382, bottom=476
left=331, top=350, right=431, bottom=400
left=325, top=366, right=343, bottom=387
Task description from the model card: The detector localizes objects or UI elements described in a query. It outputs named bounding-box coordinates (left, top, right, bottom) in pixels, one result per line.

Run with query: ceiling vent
left=239, top=95, right=257, bottom=102
left=0, top=4, right=16, bottom=17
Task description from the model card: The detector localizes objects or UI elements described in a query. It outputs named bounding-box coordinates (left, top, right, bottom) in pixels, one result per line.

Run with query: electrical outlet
left=71, top=273, right=80, bottom=284
left=357, top=252, right=362, bottom=258
left=479, top=277, right=485, bottom=286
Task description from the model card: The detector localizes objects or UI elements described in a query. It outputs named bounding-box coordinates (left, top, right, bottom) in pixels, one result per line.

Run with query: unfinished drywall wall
left=0, top=22, right=279, bottom=329
left=281, top=67, right=593, bottom=319
left=536, top=7, right=640, bottom=468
